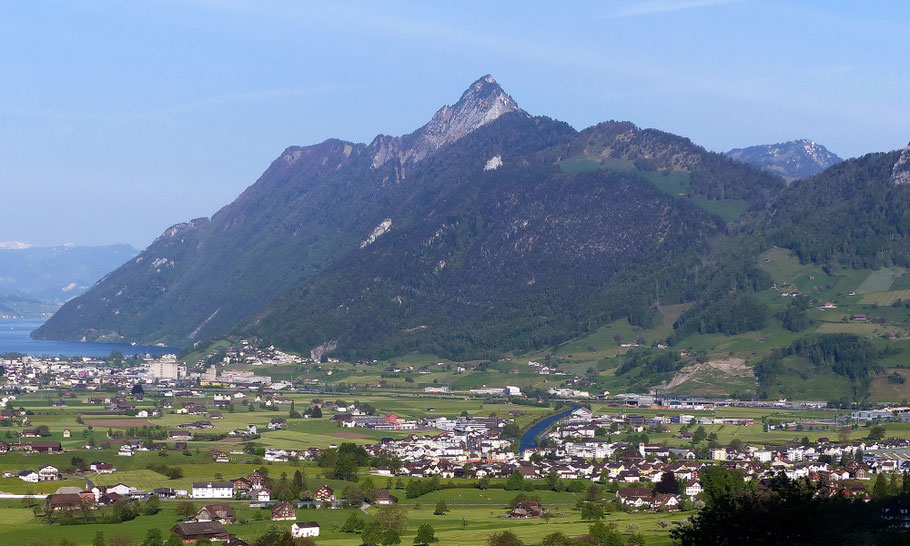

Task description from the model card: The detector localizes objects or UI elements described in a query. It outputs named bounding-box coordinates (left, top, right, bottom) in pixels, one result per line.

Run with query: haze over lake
left=0, top=318, right=176, bottom=357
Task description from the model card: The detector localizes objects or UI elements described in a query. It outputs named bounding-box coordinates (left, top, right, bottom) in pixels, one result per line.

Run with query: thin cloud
left=614, top=0, right=736, bottom=17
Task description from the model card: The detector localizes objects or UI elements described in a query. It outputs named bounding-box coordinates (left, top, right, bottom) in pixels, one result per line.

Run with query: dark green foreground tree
left=671, top=474, right=908, bottom=545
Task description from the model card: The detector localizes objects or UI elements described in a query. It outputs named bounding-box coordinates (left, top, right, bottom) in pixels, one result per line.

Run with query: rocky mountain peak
left=893, top=142, right=910, bottom=185
left=725, top=139, right=842, bottom=181
left=371, top=75, right=523, bottom=169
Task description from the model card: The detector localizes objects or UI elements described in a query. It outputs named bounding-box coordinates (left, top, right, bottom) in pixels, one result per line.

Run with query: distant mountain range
left=33, top=76, right=910, bottom=367
left=725, top=139, right=842, bottom=181
left=0, top=244, right=137, bottom=317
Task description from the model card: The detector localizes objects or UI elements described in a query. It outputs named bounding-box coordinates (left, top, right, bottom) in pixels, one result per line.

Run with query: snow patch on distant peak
left=0, top=242, right=32, bottom=250
left=484, top=155, right=503, bottom=171
left=360, top=218, right=392, bottom=248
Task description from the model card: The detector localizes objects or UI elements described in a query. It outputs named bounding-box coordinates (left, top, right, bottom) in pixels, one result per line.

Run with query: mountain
left=34, top=76, right=783, bottom=357
left=0, top=290, right=56, bottom=318
left=763, top=144, right=910, bottom=268
left=0, top=244, right=138, bottom=316
left=726, top=139, right=842, bottom=181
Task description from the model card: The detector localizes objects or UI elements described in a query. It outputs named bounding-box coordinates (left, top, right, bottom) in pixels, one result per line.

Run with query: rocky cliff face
left=892, top=142, right=910, bottom=185
left=370, top=75, right=522, bottom=169
left=726, top=139, right=842, bottom=181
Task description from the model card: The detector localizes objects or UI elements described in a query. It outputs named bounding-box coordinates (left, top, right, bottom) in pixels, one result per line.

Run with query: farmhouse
left=195, top=504, right=236, bottom=524
left=170, top=522, right=229, bottom=543
left=370, top=489, right=395, bottom=505
left=38, top=465, right=61, bottom=481
left=28, top=441, right=62, bottom=454
left=510, top=500, right=544, bottom=519
left=617, top=487, right=654, bottom=508
left=314, top=485, right=335, bottom=504
left=270, top=501, right=296, bottom=521
left=192, top=481, right=234, bottom=499
left=291, top=522, right=320, bottom=538
left=46, top=493, right=90, bottom=511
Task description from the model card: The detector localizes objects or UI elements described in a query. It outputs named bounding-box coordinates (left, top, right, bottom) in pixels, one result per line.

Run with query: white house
left=106, top=483, right=135, bottom=496
left=752, top=450, right=773, bottom=463
left=684, top=479, right=703, bottom=498
left=38, top=465, right=60, bottom=481
left=192, top=481, right=233, bottom=499
left=18, top=470, right=39, bottom=482
left=291, top=522, right=320, bottom=538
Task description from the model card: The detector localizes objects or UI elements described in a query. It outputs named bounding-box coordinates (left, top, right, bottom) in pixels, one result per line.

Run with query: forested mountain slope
left=763, top=144, right=910, bottom=268
left=36, top=76, right=786, bottom=360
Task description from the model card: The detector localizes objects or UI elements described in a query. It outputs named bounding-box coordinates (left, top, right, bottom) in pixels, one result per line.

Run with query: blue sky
left=1, top=0, right=908, bottom=247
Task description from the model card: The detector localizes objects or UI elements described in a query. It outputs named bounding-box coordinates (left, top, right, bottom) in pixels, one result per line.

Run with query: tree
left=838, top=427, right=852, bottom=443
left=501, top=423, right=520, bottom=439
left=504, top=470, right=525, bottom=491
left=92, top=532, right=106, bottom=546
left=545, top=470, right=563, bottom=492
left=868, top=425, right=886, bottom=440
left=252, top=527, right=295, bottom=546
left=589, top=522, right=624, bottom=546
left=163, top=535, right=183, bottom=546
left=580, top=502, right=604, bottom=522
left=141, top=529, right=163, bottom=546
left=433, top=499, right=448, bottom=515
left=131, top=383, right=144, bottom=395
left=671, top=475, right=890, bottom=545
left=691, top=426, right=707, bottom=444
left=873, top=473, right=890, bottom=498
left=656, top=471, right=681, bottom=495
left=107, top=536, right=137, bottom=546
left=362, top=520, right=384, bottom=546
left=374, top=504, right=408, bottom=534
left=341, top=512, right=365, bottom=533
left=541, top=532, right=571, bottom=546
left=414, top=523, right=439, bottom=545
left=175, top=501, right=196, bottom=519
left=487, top=531, right=523, bottom=546
left=143, top=496, right=160, bottom=516
left=381, top=530, right=402, bottom=546
left=699, top=466, right=746, bottom=506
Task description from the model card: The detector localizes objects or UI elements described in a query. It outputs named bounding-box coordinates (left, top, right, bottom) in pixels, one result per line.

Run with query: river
left=519, top=406, right=577, bottom=452
left=0, top=317, right=178, bottom=357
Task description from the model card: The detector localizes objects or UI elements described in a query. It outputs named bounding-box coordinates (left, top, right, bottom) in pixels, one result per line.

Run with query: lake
left=0, top=317, right=178, bottom=357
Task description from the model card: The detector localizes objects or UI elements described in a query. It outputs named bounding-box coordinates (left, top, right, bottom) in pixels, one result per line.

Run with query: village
left=2, top=347, right=910, bottom=544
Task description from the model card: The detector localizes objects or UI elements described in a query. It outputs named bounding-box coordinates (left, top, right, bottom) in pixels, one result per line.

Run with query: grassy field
left=861, top=289, right=910, bottom=306
left=4, top=389, right=909, bottom=545
left=857, top=267, right=906, bottom=294
left=0, top=497, right=688, bottom=546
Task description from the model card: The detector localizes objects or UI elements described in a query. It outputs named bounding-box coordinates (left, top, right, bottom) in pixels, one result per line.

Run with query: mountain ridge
left=30, top=77, right=800, bottom=361
left=726, top=139, right=842, bottom=181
